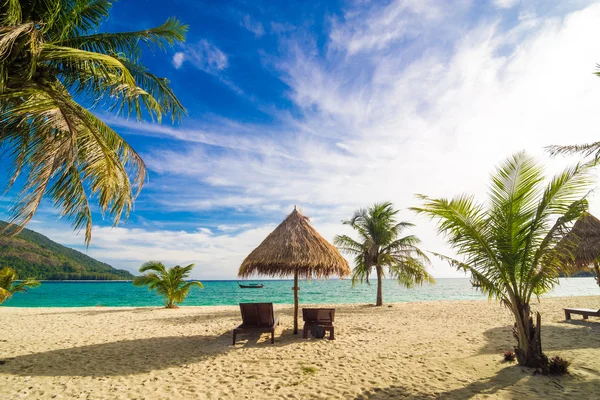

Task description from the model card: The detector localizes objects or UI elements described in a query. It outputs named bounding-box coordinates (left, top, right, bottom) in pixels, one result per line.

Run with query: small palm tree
left=412, top=152, right=594, bottom=367
left=1, top=1, right=187, bottom=244
left=133, top=261, right=203, bottom=308
left=0, top=267, right=40, bottom=305
left=334, top=202, right=434, bottom=306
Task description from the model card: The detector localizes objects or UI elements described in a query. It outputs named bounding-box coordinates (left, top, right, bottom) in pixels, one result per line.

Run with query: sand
left=1, top=296, right=600, bottom=399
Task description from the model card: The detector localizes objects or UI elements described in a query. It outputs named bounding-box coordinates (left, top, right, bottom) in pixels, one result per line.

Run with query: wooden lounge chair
left=233, top=303, right=279, bottom=345
left=302, top=308, right=335, bottom=340
left=564, top=308, right=600, bottom=320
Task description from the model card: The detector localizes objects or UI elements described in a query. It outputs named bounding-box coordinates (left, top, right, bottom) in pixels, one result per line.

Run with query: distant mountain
left=560, top=270, right=596, bottom=278
left=0, top=221, right=134, bottom=280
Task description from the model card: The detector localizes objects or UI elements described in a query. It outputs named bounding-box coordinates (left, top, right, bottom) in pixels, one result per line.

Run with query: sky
left=3, top=0, right=600, bottom=279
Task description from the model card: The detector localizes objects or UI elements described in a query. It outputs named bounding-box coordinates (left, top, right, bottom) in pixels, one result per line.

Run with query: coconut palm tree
left=0, top=266, right=40, bottom=305
left=334, top=202, right=434, bottom=307
left=0, top=0, right=187, bottom=244
left=133, top=261, right=203, bottom=308
left=412, top=152, right=594, bottom=367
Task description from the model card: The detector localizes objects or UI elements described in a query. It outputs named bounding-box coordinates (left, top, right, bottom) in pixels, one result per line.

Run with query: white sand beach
left=1, top=296, right=600, bottom=399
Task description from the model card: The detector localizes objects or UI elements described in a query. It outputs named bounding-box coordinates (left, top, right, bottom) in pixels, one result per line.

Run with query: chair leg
left=232, top=331, right=236, bottom=345
left=329, top=327, right=335, bottom=340
left=565, top=311, right=571, bottom=320
left=271, top=330, right=275, bottom=344
left=583, top=315, right=589, bottom=320
left=303, top=326, right=308, bottom=339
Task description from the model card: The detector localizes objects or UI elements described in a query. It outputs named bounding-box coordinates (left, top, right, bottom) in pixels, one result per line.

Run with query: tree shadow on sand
left=354, top=366, right=527, bottom=399
left=355, top=367, right=600, bottom=399
left=0, top=325, right=312, bottom=377
left=477, top=320, right=600, bottom=355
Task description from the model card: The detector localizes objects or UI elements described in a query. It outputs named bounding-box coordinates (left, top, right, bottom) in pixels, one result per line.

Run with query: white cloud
left=329, top=0, right=467, bottom=55
left=172, top=52, right=185, bottom=69
left=137, top=3, right=600, bottom=278
left=494, top=0, right=519, bottom=9
left=172, top=40, right=228, bottom=73
left=28, top=222, right=274, bottom=279
left=241, top=14, right=265, bottom=37
left=270, top=21, right=295, bottom=34
left=22, top=2, right=600, bottom=280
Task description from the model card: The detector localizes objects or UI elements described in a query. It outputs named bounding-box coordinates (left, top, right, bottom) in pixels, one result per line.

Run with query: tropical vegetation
left=334, top=202, right=434, bottom=306
left=412, top=152, right=594, bottom=367
left=133, top=261, right=203, bottom=308
left=0, top=266, right=40, bottom=305
left=0, top=220, right=133, bottom=280
left=0, top=0, right=187, bottom=245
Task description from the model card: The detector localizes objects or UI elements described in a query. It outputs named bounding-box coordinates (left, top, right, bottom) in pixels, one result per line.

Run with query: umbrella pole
left=293, top=269, right=299, bottom=334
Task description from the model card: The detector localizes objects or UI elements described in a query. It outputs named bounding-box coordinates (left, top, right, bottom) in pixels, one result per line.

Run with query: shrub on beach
left=503, top=351, right=516, bottom=363
left=546, top=356, right=571, bottom=376
left=133, top=261, right=203, bottom=308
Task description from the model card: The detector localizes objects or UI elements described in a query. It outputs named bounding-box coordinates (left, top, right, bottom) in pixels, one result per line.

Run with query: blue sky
left=4, top=0, right=600, bottom=279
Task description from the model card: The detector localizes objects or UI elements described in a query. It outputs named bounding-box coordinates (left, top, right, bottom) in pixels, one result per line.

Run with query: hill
left=0, top=221, right=134, bottom=280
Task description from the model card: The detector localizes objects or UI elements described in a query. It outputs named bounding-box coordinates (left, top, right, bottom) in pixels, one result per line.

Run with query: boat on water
left=237, top=282, right=264, bottom=289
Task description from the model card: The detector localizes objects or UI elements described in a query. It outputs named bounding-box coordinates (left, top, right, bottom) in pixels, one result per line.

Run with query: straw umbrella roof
left=556, top=212, right=600, bottom=268
left=238, top=208, right=350, bottom=279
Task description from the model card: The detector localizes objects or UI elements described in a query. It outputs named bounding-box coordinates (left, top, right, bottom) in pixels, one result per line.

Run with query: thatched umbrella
left=238, top=207, right=351, bottom=334
left=556, top=212, right=600, bottom=287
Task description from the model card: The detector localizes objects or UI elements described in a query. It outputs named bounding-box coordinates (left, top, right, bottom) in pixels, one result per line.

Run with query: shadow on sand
left=354, top=366, right=600, bottom=399
left=354, top=366, right=528, bottom=399
left=354, top=317, right=600, bottom=399
left=477, top=319, right=600, bottom=355
left=0, top=325, right=314, bottom=377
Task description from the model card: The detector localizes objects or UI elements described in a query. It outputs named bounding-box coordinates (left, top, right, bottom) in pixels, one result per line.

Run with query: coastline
left=5, top=277, right=598, bottom=308
left=2, top=296, right=599, bottom=399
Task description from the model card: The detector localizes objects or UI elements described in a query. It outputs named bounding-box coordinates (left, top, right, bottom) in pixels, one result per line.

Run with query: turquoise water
left=3, top=278, right=599, bottom=307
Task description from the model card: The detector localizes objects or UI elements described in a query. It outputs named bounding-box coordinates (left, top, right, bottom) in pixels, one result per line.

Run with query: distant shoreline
left=35, top=276, right=595, bottom=282
left=38, top=280, right=133, bottom=282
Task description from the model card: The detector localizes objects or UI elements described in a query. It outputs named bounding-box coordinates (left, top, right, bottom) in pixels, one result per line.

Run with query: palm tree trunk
left=594, top=261, right=600, bottom=288
left=376, top=265, right=383, bottom=306
left=511, top=302, right=546, bottom=367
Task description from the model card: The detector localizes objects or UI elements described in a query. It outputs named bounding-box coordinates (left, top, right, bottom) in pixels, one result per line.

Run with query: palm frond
left=1, top=0, right=22, bottom=25
left=138, top=261, right=167, bottom=274
left=56, top=17, right=188, bottom=59
left=0, top=267, right=40, bottom=304
left=50, top=0, right=113, bottom=39
left=414, top=152, right=593, bottom=312
left=546, top=142, right=600, bottom=162
left=0, top=1, right=184, bottom=243
left=333, top=234, right=365, bottom=255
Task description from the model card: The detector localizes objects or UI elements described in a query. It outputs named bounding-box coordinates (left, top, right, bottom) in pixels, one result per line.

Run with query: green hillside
left=0, top=221, right=134, bottom=280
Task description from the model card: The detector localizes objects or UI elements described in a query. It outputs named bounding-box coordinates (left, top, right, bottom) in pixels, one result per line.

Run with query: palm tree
left=0, top=266, right=40, bottom=305
left=412, top=152, right=594, bottom=367
left=0, top=1, right=187, bottom=244
left=133, top=261, right=203, bottom=308
left=334, top=202, right=434, bottom=307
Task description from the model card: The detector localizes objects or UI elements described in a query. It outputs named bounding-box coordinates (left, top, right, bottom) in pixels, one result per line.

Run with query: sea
left=3, top=278, right=599, bottom=307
